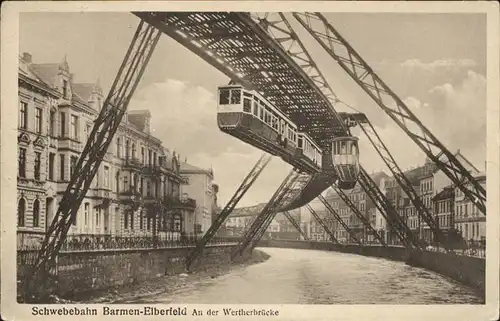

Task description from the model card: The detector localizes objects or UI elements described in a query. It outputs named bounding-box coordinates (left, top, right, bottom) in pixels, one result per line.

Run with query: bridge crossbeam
left=305, top=204, right=339, bottom=244
left=317, top=195, right=363, bottom=246
left=331, top=185, right=387, bottom=246
left=248, top=172, right=312, bottom=251
left=283, top=211, right=309, bottom=241
left=357, top=168, right=420, bottom=249
left=232, top=169, right=300, bottom=258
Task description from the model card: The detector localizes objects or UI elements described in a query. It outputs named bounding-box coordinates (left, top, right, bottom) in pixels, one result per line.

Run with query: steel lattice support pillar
left=305, top=204, right=339, bottom=243
left=232, top=169, right=303, bottom=258
left=283, top=211, right=309, bottom=240
left=248, top=173, right=312, bottom=250
left=185, top=154, right=271, bottom=270
left=293, top=12, right=486, bottom=215
left=357, top=168, right=420, bottom=249
left=331, top=185, right=387, bottom=246
left=317, top=195, right=362, bottom=246
left=26, top=21, right=161, bottom=300
left=353, top=115, right=450, bottom=250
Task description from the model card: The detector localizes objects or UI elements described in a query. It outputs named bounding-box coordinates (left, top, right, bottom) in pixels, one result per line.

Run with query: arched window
left=132, top=143, right=136, bottom=159
left=18, top=198, right=26, bottom=227
left=125, top=140, right=130, bottom=159
left=33, top=199, right=40, bottom=227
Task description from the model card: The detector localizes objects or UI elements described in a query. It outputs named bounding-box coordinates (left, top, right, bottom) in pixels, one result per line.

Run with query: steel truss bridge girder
left=331, top=185, right=387, bottom=246
left=357, top=167, right=419, bottom=249
left=317, top=194, right=363, bottom=246
left=185, top=154, right=271, bottom=270
left=283, top=211, right=309, bottom=240
left=29, top=21, right=161, bottom=290
left=353, top=115, right=449, bottom=249
left=249, top=172, right=312, bottom=251
left=305, top=204, right=339, bottom=244
left=134, top=11, right=346, bottom=144
left=232, top=169, right=300, bottom=258
left=293, top=12, right=486, bottom=215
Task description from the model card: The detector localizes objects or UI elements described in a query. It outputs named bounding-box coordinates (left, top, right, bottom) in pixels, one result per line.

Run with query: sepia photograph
left=1, top=1, right=499, bottom=320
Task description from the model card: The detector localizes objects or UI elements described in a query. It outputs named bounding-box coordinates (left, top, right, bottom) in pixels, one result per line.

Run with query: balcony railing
left=123, top=157, right=143, bottom=170
left=58, top=138, right=82, bottom=152
left=162, top=195, right=197, bottom=211
left=142, top=164, right=163, bottom=176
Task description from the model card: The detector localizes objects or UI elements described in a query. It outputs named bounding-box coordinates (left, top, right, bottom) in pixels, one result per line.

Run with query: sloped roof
left=29, top=63, right=61, bottom=88
left=72, top=83, right=95, bottom=103
left=432, top=186, right=454, bottom=201
left=180, top=161, right=213, bottom=177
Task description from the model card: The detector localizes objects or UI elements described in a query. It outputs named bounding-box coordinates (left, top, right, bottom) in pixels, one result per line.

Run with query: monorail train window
left=243, top=98, right=251, bottom=113
left=259, top=106, right=264, bottom=120
left=351, top=142, right=358, bottom=155
left=219, top=89, right=230, bottom=105
left=272, top=112, right=278, bottom=130
left=230, top=89, right=241, bottom=104
left=298, top=136, right=303, bottom=148
left=253, top=100, right=259, bottom=116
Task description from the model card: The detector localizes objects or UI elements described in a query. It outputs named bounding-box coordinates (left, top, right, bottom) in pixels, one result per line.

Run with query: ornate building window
left=18, top=198, right=26, bottom=227
left=19, top=101, right=28, bottom=129
left=48, top=153, right=55, bottom=181
left=33, top=199, right=40, bottom=228
left=116, top=137, right=121, bottom=158
left=34, top=152, right=41, bottom=180
left=59, top=112, right=66, bottom=137
left=49, top=109, right=56, bottom=136
left=18, top=148, right=26, bottom=178
left=70, top=156, right=78, bottom=177
left=70, top=115, right=78, bottom=140
left=35, top=107, right=42, bottom=134
left=84, top=202, right=89, bottom=227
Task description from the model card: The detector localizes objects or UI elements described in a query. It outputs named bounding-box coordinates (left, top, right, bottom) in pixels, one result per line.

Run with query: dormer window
left=63, top=79, right=68, bottom=98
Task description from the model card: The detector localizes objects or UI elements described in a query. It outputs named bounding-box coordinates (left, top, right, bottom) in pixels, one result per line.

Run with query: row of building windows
left=457, top=222, right=483, bottom=240
left=123, top=211, right=182, bottom=232
left=19, top=102, right=81, bottom=140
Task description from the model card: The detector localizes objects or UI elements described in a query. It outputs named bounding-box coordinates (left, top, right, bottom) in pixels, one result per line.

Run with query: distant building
left=432, top=186, right=454, bottom=231
left=325, top=171, right=389, bottom=243
left=454, top=173, right=486, bottom=243
left=179, top=161, right=216, bottom=236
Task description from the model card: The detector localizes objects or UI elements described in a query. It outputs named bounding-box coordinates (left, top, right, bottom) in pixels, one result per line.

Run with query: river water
left=128, top=247, right=483, bottom=304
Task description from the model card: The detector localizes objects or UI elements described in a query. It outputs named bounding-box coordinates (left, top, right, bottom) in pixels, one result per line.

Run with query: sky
left=19, top=12, right=487, bottom=208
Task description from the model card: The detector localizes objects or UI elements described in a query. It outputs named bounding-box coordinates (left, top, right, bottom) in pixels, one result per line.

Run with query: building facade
left=454, top=173, right=486, bottom=243
left=179, top=161, right=216, bottom=236
left=17, top=53, right=196, bottom=248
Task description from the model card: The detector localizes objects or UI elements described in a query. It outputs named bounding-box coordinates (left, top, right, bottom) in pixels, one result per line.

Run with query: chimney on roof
left=22, top=52, right=32, bottom=63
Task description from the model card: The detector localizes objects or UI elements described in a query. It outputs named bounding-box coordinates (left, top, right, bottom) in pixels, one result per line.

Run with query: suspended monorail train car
left=217, top=85, right=323, bottom=173
left=331, top=136, right=360, bottom=190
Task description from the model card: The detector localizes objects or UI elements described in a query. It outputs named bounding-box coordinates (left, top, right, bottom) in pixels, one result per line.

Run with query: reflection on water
left=128, top=248, right=483, bottom=304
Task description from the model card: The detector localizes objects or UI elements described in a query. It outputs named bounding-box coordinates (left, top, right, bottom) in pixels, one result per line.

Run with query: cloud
left=358, top=70, right=486, bottom=173
left=400, top=59, right=478, bottom=72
